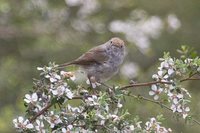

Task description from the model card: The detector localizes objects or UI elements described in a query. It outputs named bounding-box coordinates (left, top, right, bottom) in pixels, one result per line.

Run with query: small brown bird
left=59, top=37, right=126, bottom=84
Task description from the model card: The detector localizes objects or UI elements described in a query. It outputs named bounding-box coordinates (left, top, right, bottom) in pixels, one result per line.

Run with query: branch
left=126, top=93, right=200, bottom=125
left=180, top=72, right=200, bottom=82
left=120, top=72, right=200, bottom=90
left=120, top=81, right=173, bottom=90
left=180, top=77, right=200, bottom=82
left=29, top=102, right=53, bottom=123
left=29, top=96, right=91, bottom=123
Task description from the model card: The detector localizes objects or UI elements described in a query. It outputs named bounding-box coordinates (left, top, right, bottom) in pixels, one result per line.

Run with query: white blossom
left=117, top=102, right=123, bottom=108
left=129, top=125, right=135, bottom=131
left=182, top=107, right=190, bottom=119
left=197, top=67, right=200, bottom=72
left=46, top=111, right=62, bottom=128
left=149, top=85, right=163, bottom=100
left=61, top=125, right=73, bottom=133
left=45, top=72, right=61, bottom=83
left=37, top=67, right=44, bottom=71
left=85, top=95, right=99, bottom=106
left=24, top=93, right=38, bottom=104
left=13, top=116, right=33, bottom=129
left=65, top=88, right=73, bottom=99
left=170, top=104, right=182, bottom=113
left=51, top=85, right=66, bottom=96
left=168, top=68, right=175, bottom=76
left=145, top=117, right=172, bottom=133
left=35, top=120, right=45, bottom=133
left=67, top=104, right=81, bottom=113
left=152, top=74, right=159, bottom=80
left=62, top=128, right=67, bottom=133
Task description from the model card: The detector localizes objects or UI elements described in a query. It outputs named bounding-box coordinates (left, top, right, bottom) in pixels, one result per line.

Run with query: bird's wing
left=72, top=45, right=109, bottom=66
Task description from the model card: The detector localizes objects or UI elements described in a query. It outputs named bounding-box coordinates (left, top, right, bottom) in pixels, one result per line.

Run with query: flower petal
left=185, top=107, right=190, bottom=112
left=52, top=90, right=58, bottom=95
left=154, top=95, right=159, bottom=100
left=149, top=91, right=155, bottom=96
left=86, top=79, right=90, bottom=85
left=25, top=94, right=31, bottom=100
left=173, top=98, right=179, bottom=104
left=37, top=67, right=44, bottom=70
left=66, top=91, right=73, bottom=99
left=26, top=123, right=34, bottom=129
left=55, top=74, right=61, bottom=80
left=18, top=116, right=24, bottom=123
left=50, top=77, right=57, bottom=83
left=62, top=128, right=67, bottom=133
left=151, top=84, right=157, bottom=91
left=168, top=68, right=174, bottom=75
left=158, top=71, right=163, bottom=76
left=32, top=93, right=38, bottom=102
left=45, top=75, right=50, bottom=78
left=24, top=99, right=31, bottom=103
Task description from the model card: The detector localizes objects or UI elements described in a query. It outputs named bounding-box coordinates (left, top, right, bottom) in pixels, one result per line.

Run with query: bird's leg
left=88, top=76, right=100, bottom=89
left=86, top=76, right=101, bottom=95
left=86, top=75, right=92, bottom=88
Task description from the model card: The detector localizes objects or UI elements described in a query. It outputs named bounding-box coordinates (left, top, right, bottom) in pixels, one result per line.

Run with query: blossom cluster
left=149, top=53, right=199, bottom=119
left=145, top=117, right=172, bottom=133
left=13, top=62, right=173, bottom=132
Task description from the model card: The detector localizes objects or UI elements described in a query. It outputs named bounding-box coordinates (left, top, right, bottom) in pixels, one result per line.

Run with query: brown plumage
left=58, top=37, right=126, bottom=82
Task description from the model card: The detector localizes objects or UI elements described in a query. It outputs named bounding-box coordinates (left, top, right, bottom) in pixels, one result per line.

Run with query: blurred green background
left=0, top=0, right=200, bottom=132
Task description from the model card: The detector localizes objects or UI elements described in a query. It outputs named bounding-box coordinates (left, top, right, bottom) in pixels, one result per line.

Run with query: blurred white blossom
left=149, top=85, right=163, bottom=100
left=145, top=117, right=172, bottom=133
left=24, top=93, right=38, bottom=104
left=150, top=56, right=192, bottom=119
left=167, top=14, right=181, bottom=33
left=13, top=116, right=33, bottom=129
left=45, top=72, right=61, bottom=83
left=45, top=111, right=62, bottom=128
left=35, top=120, right=45, bottom=133
left=109, top=9, right=163, bottom=53
left=121, top=62, right=139, bottom=78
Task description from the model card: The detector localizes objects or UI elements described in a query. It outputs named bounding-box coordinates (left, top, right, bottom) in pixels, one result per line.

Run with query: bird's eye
left=120, top=45, right=123, bottom=48
left=110, top=41, right=112, bottom=44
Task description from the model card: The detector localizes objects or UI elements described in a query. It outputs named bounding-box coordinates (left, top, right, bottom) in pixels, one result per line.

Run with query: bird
left=58, top=37, right=126, bottom=85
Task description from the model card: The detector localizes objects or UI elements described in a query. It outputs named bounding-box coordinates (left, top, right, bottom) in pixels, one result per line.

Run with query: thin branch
left=29, top=96, right=91, bottom=123
left=127, top=93, right=172, bottom=111
left=180, top=72, right=199, bottom=82
left=192, top=118, right=200, bottom=125
left=29, top=102, right=53, bottom=123
left=120, top=72, right=200, bottom=90
left=180, top=77, right=200, bottom=82
left=71, top=96, right=83, bottom=100
left=126, top=93, right=200, bottom=125
left=120, top=81, right=173, bottom=90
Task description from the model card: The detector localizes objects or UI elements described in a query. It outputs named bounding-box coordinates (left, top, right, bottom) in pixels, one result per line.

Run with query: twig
left=180, top=77, right=200, bottom=82
left=29, top=102, right=53, bottom=123
left=126, top=93, right=200, bottom=125
left=29, top=96, right=92, bottom=123
left=180, top=72, right=199, bottom=82
left=120, top=72, right=200, bottom=90
left=120, top=81, right=173, bottom=90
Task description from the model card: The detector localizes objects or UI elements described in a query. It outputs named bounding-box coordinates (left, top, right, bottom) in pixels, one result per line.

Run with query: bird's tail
left=57, top=62, right=74, bottom=69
